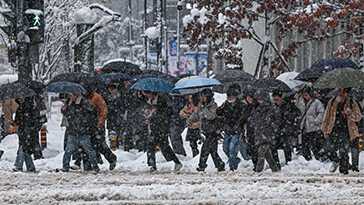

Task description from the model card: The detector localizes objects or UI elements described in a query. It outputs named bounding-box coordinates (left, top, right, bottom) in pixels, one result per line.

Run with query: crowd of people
left=1, top=79, right=364, bottom=175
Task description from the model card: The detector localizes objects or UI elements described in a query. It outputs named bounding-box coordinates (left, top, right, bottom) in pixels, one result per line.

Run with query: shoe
left=196, top=167, right=205, bottom=172
left=70, top=165, right=81, bottom=170
left=329, top=162, right=339, bottom=173
left=0, top=150, right=4, bottom=160
left=173, top=163, right=183, bottom=172
left=217, top=167, right=225, bottom=172
left=352, top=167, right=359, bottom=172
left=149, top=166, right=157, bottom=173
left=12, top=168, right=22, bottom=172
left=27, top=169, right=38, bottom=173
left=192, top=149, right=199, bottom=157
left=109, top=162, right=116, bottom=170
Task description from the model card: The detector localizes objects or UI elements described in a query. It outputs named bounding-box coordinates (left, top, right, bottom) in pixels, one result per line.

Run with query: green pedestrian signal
left=33, top=15, right=41, bottom=26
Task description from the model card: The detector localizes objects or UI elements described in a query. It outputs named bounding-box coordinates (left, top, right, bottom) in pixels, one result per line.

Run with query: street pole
left=176, top=1, right=182, bottom=77
left=128, top=0, right=134, bottom=61
left=144, top=0, right=148, bottom=70
left=195, top=45, right=199, bottom=75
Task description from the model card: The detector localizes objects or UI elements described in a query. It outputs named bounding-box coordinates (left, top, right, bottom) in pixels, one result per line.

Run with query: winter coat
left=62, top=96, right=98, bottom=137
left=180, top=103, right=199, bottom=129
left=298, top=98, right=325, bottom=133
left=104, top=91, right=126, bottom=131
left=88, top=92, right=108, bottom=127
left=171, top=96, right=187, bottom=127
left=321, top=96, right=362, bottom=141
left=2, top=99, right=18, bottom=133
left=216, top=99, right=246, bottom=135
left=187, top=100, right=218, bottom=133
left=277, top=100, right=301, bottom=136
left=251, top=101, right=281, bottom=146
left=15, top=99, right=40, bottom=154
left=147, top=95, right=173, bottom=135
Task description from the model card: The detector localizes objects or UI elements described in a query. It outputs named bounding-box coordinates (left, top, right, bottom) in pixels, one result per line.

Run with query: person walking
left=144, top=91, right=183, bottom=172
left=298, top=86, right=326, bottom=161
left=251, top=90, right=281, bottom=173
left=170, top=95, right=188, bottom=156
left=272, top=91, right=300, bottom=167
left=13, top=97, right=39, bottom=172
left=180, top=93, right=201, bottom=157
left=61, top=93, right=100, bottom=173
left=217, top=87, right=246, bottom=171
left=187, top=89, right=225, bottom=172
left=321, top=88, right=362, bottom=174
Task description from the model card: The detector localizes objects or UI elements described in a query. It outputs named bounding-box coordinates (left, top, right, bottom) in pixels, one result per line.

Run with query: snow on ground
left=1, top=96, right=364, bottom=204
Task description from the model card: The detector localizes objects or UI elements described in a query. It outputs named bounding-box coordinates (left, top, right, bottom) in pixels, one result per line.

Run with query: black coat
left=251, top=101, right=282, bottom=146
left=148, top=95, right=173, bottom=135
left=15, top=99, right=40, bottom=154
left=216, top=99, right=247, bottom=135
left=62, top=97, right=98, bottom=137
left=104, top=92, right=126, bottom=131
left=277, top=100, right=301, bottom=137
left=171, top=96, right=187, bottom=127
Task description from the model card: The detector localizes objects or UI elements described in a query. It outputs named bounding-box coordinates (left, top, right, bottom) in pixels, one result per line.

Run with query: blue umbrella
left=45, top=82, right=86, bottom=94
left=174, top=77, right=222, bottom=90
left=130, top=77, right=177, bottom=93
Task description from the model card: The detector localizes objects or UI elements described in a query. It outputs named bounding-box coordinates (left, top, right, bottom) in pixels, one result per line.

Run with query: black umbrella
left=15, top=79, right=45, bottom=94
left=48, top=72, right=96, bottom=93
left=250, top=78, right=291, bottom=93
left=213, top=69, right=255, bottom=93
left=44, top=82, right=86, bottom=94
left=97, top=73, right=132, bottom=85
left=294, top=57, right=360, bottom=82
left=0, top=83, right=36, bottom=101
left=314, top=68, right=364, bottom=89
left=132, top=73, right=179, bottom=84
left=102, top=61, right=142, bottom=76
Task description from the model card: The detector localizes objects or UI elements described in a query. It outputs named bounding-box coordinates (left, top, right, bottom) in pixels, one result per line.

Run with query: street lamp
left=176, top=0, right=183, bottom=76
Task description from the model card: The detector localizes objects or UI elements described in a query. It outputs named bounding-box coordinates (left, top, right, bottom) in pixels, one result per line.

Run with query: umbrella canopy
left=294, top=57, right=360, bottom=82
left=213, top=70, right=255, bottom=93
left=44, top=82, right=86, bottom=94
left=97, top=73, right=131, bottom=85
left=0, top=83, right=36, bottom=101
left=250, top=78, right=291, bottom=93
left=174, top=77, right=222, bottom=90
left=130, top=77, right=177, bottom=93
left=102, top=60, right=142, bottom=76
left=326, top=88, right=364, bottom=100
left=48, top=72, right=96, bottom=93
left=132, top=73, right=179, bottom=84
left=314, top=68, right=364, bottom=89
left=276, top=72, right=307, bottom=89
left=14, top=79, right=45, bottom=94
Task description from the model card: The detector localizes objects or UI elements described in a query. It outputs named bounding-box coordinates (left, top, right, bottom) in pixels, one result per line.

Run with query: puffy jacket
left=62, top=96, right=98, bottom=137
left=298, top=98, right=325, bottom=133
left=104, top=91, right=126, bottom=131
left=187, top=100, right=218, bottom=133
left=147, top=95, right=173, bottom=135
left=251, top=101, right=281, bottom=146
left=277, top=100, right=301, bottom=136
left=88, top=92, right=108, bottom=127
left=216, top=99, right=246, bottom=135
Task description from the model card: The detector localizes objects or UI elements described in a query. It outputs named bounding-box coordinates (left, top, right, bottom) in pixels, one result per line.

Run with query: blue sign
left=169, top=40, right=177, bottom=56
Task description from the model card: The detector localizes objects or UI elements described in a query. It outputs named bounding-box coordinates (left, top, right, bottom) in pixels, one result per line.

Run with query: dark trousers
left=124, top=121, right=136, bottom=151
left=271, top=134, right=292, bottom=167
left=32, top=130, right=43, bottom=160
left=198, top=132, right=225, bottom=170
left=147, top=132, right=180, bottom=168
left=256, top=143, right=279, bottom=172
left=302, top=131, right=326, bottom=160
left=186, top=128, right=200, bottom=157
left=247, top=131, right=258, bottom=169
left=350, top=138, right=360, bottom=169
left=326, top=131, right=350, bottom=174
left=170, top=125, right=187, bottom=156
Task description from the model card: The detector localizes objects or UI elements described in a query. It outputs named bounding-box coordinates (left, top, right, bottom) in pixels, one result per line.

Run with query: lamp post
left=176, top=1, right=183, bottom=76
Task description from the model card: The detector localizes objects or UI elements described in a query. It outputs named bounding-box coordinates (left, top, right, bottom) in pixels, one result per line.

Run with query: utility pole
left=144, top=0, right=148, bottom=70
left=176, top=1, right=182, bottom=77
left=127, top=0, right=134, bottom=61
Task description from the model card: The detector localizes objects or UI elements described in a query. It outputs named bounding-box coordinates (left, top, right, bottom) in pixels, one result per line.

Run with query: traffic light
left=25, top=0, right=44, bottom=43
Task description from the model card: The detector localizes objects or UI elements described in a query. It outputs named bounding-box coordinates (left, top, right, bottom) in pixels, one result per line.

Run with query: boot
left=192, top=149, right=199, bottom=158
left=196, top=167, right=205, bottom=172
left=329, top=162, right=339, bottom=173
left=174, top=163, right=183, bottom=172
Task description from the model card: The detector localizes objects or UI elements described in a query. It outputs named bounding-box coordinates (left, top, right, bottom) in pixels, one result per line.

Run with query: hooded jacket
left=187, top=100, right=218, bottom=133
left=298, top=98, right=325, bottom=133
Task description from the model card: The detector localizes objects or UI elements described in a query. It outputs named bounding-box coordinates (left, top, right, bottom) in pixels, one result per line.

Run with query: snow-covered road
left=1, top=171, right=364, bottom=204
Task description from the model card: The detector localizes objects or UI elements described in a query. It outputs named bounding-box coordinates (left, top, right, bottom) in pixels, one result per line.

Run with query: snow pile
left=0, top=74, right=18, bottom=84
left=145, top=26, right=160, bottom=39
left=73, top=7, right=97, bottom=24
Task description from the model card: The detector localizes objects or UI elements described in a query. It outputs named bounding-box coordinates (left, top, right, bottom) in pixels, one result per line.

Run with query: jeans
left=223, top=133, right=242, bottom=170
left=63, top=135, right=99, bottom=172
left=170, top=125, right=187, bottom=156
left=14, top=146, right=35, bottom=171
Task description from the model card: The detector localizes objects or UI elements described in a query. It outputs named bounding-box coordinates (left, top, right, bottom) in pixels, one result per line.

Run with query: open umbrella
left=0, top=83, right=36, bottom=101
left=213, top=70, right=255, bottom=93
left=44, top=82, right=86, bottom=94
left=314, top=68, right=364, bottom=89
left=48, top=72, right=96, bottom=93
left=97, top=73, right=131, bottom=85
left=174, top=77, right=222, bottom=90
left=132, top=73, right=179, bottom=84
left=250, top=78, right=291, bottom=93
left=294, top=57, right=360, bottom=82
left=102, top=60, right=142, bottom=76
left=276, top=72, right=307, bottom=89
left=131, top=77, right=177, bottom=93
left=326, top=88, right=364, bottom=100
left=15, top=79, right=45, bottom=94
